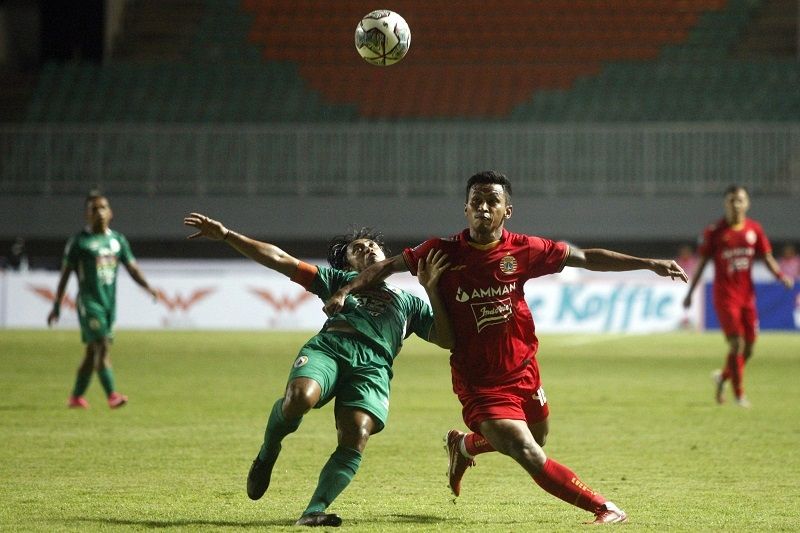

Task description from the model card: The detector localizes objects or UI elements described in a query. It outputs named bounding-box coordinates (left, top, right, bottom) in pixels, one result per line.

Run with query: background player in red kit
left=683, top=185, right=793, bottom=407
left=324, top=170, right=688, bottom=525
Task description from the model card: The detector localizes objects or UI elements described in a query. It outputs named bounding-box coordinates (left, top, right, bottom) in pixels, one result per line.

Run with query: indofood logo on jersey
left=471, top=298, right=513, bottom=332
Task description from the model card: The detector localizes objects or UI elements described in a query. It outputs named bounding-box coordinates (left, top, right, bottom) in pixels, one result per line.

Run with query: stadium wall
left=3, top=261, right=798, bottom=333
left=1, top=193, right=796, bottom=244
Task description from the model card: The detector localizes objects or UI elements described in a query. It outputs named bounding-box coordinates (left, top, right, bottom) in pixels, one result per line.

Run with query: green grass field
left=1, top=330, right=798, bottom=532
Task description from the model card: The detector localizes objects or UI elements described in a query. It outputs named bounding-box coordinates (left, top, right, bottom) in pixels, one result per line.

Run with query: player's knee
left=505, top=438, right=546, bottom=469
left=283, top=386, right=317, bottom=415
left=727, top=336, right=745, bottom=353
left=338, top=425, right=371, bottom=450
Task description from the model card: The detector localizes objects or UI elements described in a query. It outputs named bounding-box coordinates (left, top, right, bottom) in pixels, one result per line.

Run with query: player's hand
left=324, top=290, right=348, bottom=316
left=148, top=287, right=161, bottom=302
left=47, top=307, right=59, bottom=327
left=779, top=274, right=795, bottom=290
left=183, top=213, right=228, bottom=241
left=417, top=250, right=450, bottom=292
left=651, top=259, right=688, bottom=282
left=682, top=294, right=692, bottom=309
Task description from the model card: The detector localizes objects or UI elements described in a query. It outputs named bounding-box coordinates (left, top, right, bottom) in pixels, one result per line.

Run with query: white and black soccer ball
left=354, top=10, right=411, bottom=66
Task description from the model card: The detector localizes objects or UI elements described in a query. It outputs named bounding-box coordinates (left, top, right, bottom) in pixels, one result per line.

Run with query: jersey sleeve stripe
left=291, top=261, right=318, bottom=289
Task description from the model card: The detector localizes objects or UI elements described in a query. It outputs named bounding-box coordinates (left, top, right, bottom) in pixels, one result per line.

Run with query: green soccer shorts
left=288, top=331, right=392, bottom=432
left=77, top=299, right=115, bottom=344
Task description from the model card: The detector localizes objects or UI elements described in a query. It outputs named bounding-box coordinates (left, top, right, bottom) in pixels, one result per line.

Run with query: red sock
left=532, top=458, right=606, bottom=514
left=729, top=353, right=745, bottom=398
left=464, top=432, right=495, bottom=456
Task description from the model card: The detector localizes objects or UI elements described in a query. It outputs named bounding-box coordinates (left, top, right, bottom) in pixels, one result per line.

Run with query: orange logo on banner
left=157, top=288, right=215, bottom=312
left=28, top=285, right=77, bottom=310
left=249, top=288, right=314, bottom=312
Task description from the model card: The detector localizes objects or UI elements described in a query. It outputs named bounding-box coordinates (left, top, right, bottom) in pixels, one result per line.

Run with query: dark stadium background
left=1, top=0, right=797, bottom=269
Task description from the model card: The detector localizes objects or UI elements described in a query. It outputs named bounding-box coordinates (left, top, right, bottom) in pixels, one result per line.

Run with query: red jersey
left=697, top=218, right=771, bottom=306
left=403, top=229, right=568, bottom=390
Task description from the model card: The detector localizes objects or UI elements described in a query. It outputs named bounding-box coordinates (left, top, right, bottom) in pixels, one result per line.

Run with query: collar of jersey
left=84, top=226, right=112, bottom=235
left=462, top=228, right=506, bottom=250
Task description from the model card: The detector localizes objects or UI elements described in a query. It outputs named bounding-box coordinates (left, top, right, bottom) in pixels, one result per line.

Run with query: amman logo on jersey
left=499, top=254, right=518, bottom=275
left=456, top=282, right=517, bottom=303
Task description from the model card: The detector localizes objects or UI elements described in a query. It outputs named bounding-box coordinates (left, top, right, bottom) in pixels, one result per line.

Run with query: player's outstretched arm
left=417, top=249, right=453, bottom=349
left=47, top=266, right=72, bottom=326
left=566, top=247, right=688, bottom=282
left=323, top=254, right=407, bottom=315
left=763, top=252, right=795, bottom=289
left=682, top=255, right=710, bottom=308
left=183, top=212, right=299, bottom=277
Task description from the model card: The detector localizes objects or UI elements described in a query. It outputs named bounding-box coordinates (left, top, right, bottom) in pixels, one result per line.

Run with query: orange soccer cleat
left=444, top=429, right=475, bottom=497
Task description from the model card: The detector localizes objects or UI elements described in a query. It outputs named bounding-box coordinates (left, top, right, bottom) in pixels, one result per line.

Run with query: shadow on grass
left=382, top=514, right=446, bottom=524
left=72, top=513, right=448, bottom=528
left=70, top=517, right=294, bottom=528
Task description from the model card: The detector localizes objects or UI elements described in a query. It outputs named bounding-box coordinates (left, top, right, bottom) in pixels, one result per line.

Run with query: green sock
left=71, top=371, right=92, bottom=397
left=97, top=368, right=116, bottom=396
left=258, top=398, right=302, bottom=461
left=302, top=446, right=363, bottom=515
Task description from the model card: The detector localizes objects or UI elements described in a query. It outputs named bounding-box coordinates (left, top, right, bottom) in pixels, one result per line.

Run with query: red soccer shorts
left=458, top=386, right=549, bottom=433
left=714, top=302, right=758, bottom=343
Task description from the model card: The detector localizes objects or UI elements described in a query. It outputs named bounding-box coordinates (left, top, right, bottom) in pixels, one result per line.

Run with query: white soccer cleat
left=591, top=502, right=628, bottom=525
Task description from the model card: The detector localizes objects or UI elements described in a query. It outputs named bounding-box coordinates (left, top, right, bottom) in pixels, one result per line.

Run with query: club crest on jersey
left=470, top=297, right=513, bottom=332
left=293, top=355, right=309, bottom=368
left=745, top=229, right=757, bottom=245
left=499, top=254, right=518, bottom=274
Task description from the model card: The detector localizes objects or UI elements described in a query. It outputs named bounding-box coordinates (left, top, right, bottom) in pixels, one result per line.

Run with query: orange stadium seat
left=240, top=0, right=730, bottom=118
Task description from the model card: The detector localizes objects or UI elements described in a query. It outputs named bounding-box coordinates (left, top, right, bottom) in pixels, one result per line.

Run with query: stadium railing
left=2, top=122, right=799, bottom=197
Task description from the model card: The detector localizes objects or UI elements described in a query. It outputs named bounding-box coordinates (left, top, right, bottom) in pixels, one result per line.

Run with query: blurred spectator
left=779, top=244, right=800, bottom=280
left=9, top=237, right=29, bottom=272
left=675, top=244, right=698, bottom=278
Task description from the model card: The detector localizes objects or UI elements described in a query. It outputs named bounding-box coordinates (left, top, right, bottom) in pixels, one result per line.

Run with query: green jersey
left=62, top=228, right=135, bottom=311
left=299, top=264, right=434, bottom=365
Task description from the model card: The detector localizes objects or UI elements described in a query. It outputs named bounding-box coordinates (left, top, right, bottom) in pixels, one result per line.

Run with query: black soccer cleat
left=294, top=512, right=343, bottom=527
left=246, top=448, right=280, bottom=500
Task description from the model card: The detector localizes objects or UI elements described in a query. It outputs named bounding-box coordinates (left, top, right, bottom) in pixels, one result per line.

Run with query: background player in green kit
left=47, top=192, right=159, bottom=409
left=183, top=212, right=453, bottom=528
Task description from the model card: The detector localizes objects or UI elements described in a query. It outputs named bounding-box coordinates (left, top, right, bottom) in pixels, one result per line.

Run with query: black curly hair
left=466, top=170, right=512, bottom=202
left=327, top=227, right=390, bottom=271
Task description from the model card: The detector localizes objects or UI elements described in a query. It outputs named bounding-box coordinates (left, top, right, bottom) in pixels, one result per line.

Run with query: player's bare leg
left=248, top=378, right=318, bottom=500
left=446, top=417, right=548, bottom=497
left=479, top=419, right=626, bottom=524
left=528, top=418, right=549, bottom=447
left=743, top=342, right=755, bottom=364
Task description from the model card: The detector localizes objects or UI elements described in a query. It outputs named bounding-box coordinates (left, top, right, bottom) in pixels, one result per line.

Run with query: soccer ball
left=354, top=10, right=411, bottom=66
